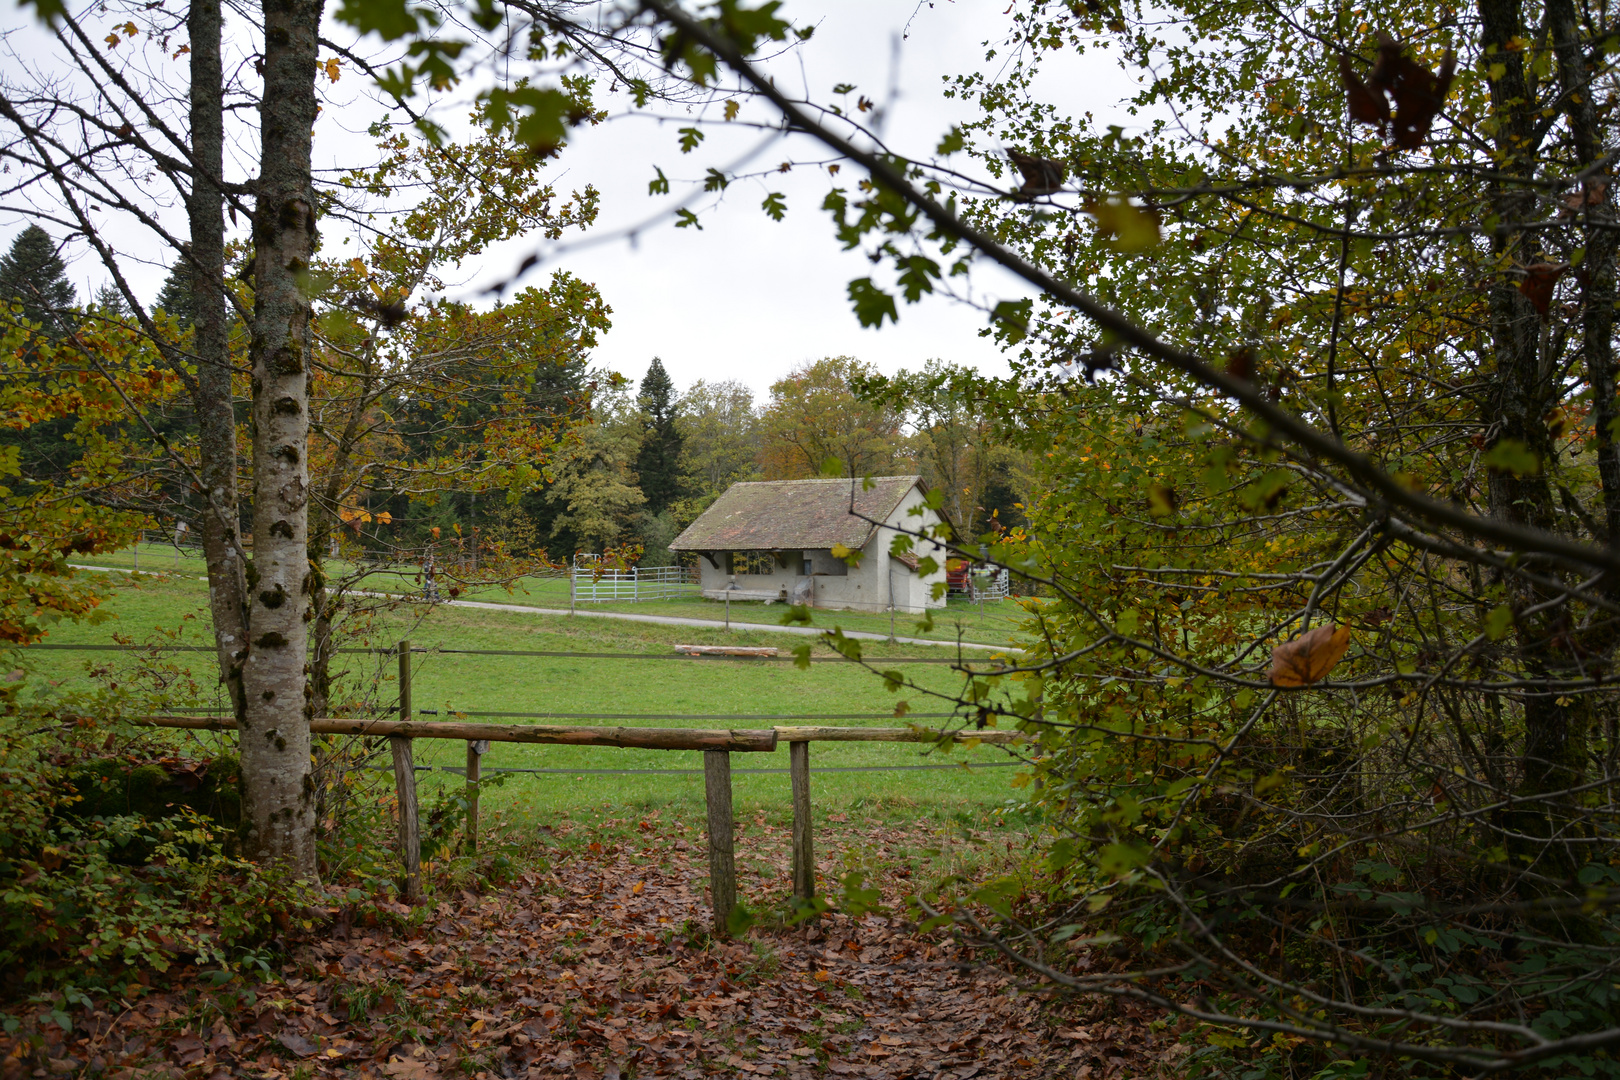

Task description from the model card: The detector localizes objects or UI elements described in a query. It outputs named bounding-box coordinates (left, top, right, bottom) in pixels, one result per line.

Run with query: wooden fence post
left=394, top=639, right=421, bottom=903
left=704, top=748, right=737, bottom=935
left=790, top=740, right=815, bottom=905
left=465, top=739, right=489, bottom=854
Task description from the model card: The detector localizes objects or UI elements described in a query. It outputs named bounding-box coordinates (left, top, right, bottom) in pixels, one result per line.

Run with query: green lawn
left=23, top=563, right=1035, bottom=824
left=68, top=541, right=1031, bottom=647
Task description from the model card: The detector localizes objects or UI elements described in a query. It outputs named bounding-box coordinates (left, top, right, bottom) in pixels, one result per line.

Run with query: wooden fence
left=135, top=638, right=1028, bottom=933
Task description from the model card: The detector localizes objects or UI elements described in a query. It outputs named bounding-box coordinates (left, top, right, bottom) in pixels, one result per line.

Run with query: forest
left=5, top=0, right=1620, bottom=1078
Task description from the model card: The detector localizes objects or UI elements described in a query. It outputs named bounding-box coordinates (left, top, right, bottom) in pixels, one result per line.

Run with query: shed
left=668, top=476, right=950, bottom=614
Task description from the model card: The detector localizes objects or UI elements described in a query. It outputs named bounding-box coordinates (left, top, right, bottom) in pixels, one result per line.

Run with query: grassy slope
left=26, top=563, right=1033, bottom=829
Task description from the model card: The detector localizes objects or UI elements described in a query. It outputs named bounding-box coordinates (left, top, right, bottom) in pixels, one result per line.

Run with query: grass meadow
left=28, top=554, right=1037, bottom=842
left=70, top=539, right=1030, bottom=646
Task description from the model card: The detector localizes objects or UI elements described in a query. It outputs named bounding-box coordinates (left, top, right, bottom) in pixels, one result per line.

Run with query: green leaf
left=16, top=0, right=65, bottom=23
left=833, top=82, right=857, bottom=94
left=761, top=192, right=787, bottom=221
left=704, top=167, right=729, bottom=192
left=1483, top=439, right=1540, bottom=476
left=674, top=208, right=702, bottom=230
left=1484, top=603, right=1513, bottom=641
left=678, top=126, right=706, bottom=153
left=648, top=166, right=670, bottom=196
left=1098, top=843, right=1149, bottom=877
left=847, top=278, right=898, bottom=328
left=334, top=0, right=439, bottom=41
left=1088, top=196, right=1161, bottom=252
left=989, top=298, right=1032, bottom=344
left=936, top=127, right=966, bottom=155
left=724, top=900, right=757, bottom=936
left=837, top=871, right=884, bottom=917
left=895, top=255, right=941, bottom=302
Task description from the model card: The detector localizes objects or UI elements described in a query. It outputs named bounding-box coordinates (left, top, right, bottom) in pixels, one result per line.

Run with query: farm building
left=668, top=475, right=950, bottom=614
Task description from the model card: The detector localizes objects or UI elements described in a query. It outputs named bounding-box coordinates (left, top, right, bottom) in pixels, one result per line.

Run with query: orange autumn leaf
left=1269, top=624, right=1352, bottom=687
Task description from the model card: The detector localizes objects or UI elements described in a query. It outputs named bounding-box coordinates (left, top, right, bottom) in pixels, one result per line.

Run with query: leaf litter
left=1, top=816, right=1176, bottom=1079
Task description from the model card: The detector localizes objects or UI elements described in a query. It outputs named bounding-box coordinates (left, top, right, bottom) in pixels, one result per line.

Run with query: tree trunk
left=1479, top=0, right=1589, bottom=869
left=186, top=0, right=250, bottom=719
left=239, top=0, right=325, bottom=878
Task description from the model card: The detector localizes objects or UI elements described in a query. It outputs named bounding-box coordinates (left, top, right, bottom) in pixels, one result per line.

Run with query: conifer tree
left=152, top=257, right=195, bottom=328
left=634, top=356, right=684, bottom=515
left=0, top=225, right=77, bottom=335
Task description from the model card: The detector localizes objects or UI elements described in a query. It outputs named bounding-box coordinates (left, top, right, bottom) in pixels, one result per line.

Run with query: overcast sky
left=3, top=0, right=1149, bottom=401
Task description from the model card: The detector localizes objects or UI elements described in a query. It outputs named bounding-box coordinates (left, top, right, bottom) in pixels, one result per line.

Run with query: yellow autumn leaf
left=1087, top=196, right=1161, bottom=252
left=323, top=57, right=342, bottom=83
left=348, top=257, right=367, bottom=275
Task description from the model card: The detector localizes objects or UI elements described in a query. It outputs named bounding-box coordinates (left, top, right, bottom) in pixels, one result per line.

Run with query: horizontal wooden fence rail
left=132, top=715, right=780, bottom=752
left=118, top=639, right=1033, bottom=933
left=23, top=643, right=1018, bottom=665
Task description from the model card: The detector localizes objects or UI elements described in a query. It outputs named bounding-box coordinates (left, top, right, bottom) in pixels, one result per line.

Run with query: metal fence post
left=704, top=749, right=737, bottom=934
left=393, top=639, right=422, bottom=903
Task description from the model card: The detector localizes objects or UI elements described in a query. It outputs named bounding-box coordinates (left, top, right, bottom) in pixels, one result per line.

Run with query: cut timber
left=135, top=716, right=779, bottom=752
left=675, top=645, right=780, bottom=658
left=391, top=736, right=421, bottom=903
left=394, top=640, right=421, bottom=902
left=771, top=725, right=1028, bottom=745
left=790, top=741, right=814, bottom=903
left=704, top=749, right=737, bottom=935
left=464, top=739, right=488, bottom=854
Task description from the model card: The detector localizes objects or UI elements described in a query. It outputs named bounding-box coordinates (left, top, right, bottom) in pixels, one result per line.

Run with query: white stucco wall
left=687, top=487, right=948, bottom=614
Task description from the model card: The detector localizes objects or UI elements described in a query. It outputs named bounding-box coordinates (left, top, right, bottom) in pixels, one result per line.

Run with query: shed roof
left=670, top=476, right=927, bottom=552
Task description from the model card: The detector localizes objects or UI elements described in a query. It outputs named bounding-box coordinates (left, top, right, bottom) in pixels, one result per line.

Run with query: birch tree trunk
left=187, top=0, right=250, bottom=720
left=239, top=0, right=325, bottom=878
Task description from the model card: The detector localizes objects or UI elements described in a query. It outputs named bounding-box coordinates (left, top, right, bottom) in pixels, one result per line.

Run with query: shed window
left=805, top=549, right=849, bottom=576
left=732, top=551, right=776, bottom=575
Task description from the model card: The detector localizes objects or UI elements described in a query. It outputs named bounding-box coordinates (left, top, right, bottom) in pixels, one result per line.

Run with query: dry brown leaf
left=1519, top=262, right=1568, bottom=316
left=1007, top=149, right=1067, bottom=198
left=1269, top=624, right=1352, bottom=687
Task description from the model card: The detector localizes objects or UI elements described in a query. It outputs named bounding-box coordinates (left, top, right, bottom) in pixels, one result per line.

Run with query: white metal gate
left=570, top=557, right=698, bottom=602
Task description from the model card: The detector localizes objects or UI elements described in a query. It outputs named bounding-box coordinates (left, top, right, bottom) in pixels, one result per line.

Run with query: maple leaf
left=1269, top=624, right=1352, bottom=687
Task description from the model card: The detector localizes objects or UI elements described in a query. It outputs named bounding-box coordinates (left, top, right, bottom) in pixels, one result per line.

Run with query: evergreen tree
left=153, top=255, right=195, bottom=328
left=0, top=225, right=77, bottom=335
left=634, top=356, right=683, bottom=515
left=92, top=282, right=132, bottom=318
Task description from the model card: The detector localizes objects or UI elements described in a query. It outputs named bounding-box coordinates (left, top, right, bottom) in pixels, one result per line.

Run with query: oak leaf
left=1269, top=624, right=1351, bottom=687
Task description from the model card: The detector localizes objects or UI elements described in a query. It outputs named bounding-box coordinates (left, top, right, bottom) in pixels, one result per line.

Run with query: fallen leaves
left=0, top=818, right=1178, bottom=1080
left=1270, top=623, right=1353, bottom=686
